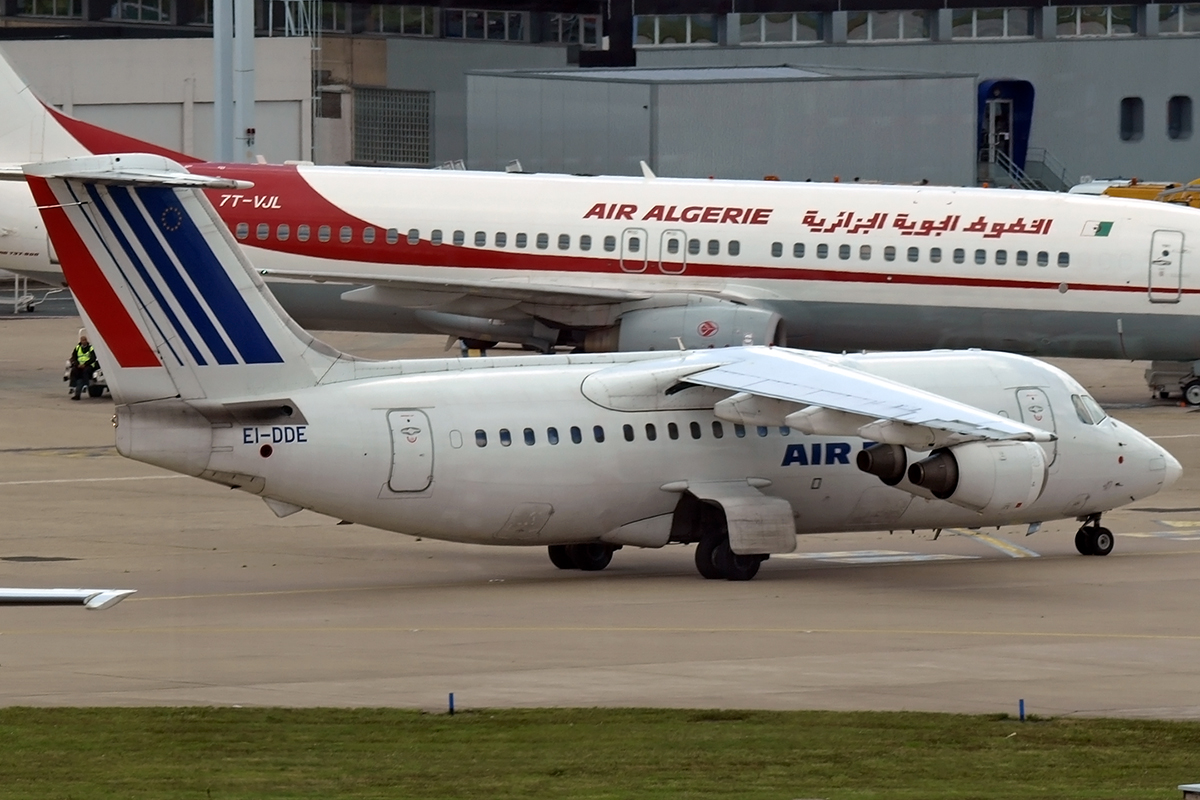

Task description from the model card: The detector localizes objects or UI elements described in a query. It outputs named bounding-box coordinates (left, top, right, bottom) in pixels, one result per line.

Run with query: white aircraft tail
left=26, top=154, right=341, bottom=404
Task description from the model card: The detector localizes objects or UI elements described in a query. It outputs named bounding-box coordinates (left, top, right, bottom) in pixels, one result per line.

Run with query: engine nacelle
left=583, top=304, right=784, bottom=352
left=906, top=441, right=1048, bottom=514
left=856, top=443, right=907, bottom=486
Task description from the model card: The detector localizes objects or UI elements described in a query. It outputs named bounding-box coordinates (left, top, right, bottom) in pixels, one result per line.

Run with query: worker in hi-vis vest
left=67, top=329, right=98, bottom=400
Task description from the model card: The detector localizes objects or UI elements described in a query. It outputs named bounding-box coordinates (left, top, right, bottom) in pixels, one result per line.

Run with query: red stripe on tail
left=44, top=103, right=200, bottom=164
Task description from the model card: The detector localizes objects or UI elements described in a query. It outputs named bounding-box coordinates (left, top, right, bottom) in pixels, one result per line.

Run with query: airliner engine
left=583, top=304, right=784, bottom=352
left=905, top=441, right=1048, bottom=514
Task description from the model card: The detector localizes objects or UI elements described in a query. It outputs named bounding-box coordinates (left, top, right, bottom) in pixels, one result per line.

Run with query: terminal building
left=0, top=0, right=1196, bottom=186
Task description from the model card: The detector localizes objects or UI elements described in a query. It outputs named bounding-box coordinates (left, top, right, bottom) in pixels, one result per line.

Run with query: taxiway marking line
left=0, top=475, right=185, bottom=487
left=1150, top=434, right=1200, bottom=439
left=950, top=529, right=1040, bottom=558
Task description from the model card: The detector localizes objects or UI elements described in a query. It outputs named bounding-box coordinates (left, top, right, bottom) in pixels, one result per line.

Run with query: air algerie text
left=583, top=203, right=773, bottom=225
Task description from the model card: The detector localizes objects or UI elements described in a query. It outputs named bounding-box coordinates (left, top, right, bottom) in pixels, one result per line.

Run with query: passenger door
left=1015, top=387, right=1057, bottom=470
left=387, top=410, right=433, bottom=492
left=620, top=228, right=647, bottom=273
left=1149, top=230, right=1184, bottom=303
left=659, top=229, right=686, bottom=274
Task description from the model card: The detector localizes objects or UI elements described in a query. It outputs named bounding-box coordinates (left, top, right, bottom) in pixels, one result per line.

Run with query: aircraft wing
left=0, top=588, right=135, bottom=609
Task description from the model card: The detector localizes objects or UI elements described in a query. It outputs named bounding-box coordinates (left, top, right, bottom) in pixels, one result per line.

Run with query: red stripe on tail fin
left=44, top=103, right=200, bottom=164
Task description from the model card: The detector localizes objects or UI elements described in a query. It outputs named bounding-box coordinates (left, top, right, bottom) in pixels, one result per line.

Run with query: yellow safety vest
left=74, top=344, right=94, bottom=366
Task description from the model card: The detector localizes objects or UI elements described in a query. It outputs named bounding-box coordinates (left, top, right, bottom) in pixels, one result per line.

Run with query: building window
left=1160, top=4, right=1200, bottom=33
left=444, top=8, right=526, bottom=41
left=317, top=1, right=347, bottom=31
left=1057, top=6, right=1137, bottom=36
left=1169, top=96, right=1193, bottom=140
left=1120, top=96, right=1144, bottom=141
left=108, top=0, right=172, bottom=22
left=366, top=5, right=436, bottom=35
left=739, top=12, right=822, bottom=43
left=22, top=0, right=82, bottom=17
left=635, top=14, right=718, bottom=45
left=848, top=10, right=931, bottom=41
left=353, top=87, right=431, bottom=167
left=545, top=13, right=600, bottom=45
left=951, top=7, right=1034, bottom=38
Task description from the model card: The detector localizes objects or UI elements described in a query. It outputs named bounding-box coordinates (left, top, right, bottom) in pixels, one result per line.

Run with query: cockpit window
left=1071, top=394, right=1108, bottom=425
left=1081, top=394, right=1107, bottom=423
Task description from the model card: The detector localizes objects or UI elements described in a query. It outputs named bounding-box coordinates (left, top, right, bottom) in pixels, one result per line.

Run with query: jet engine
left=905, top=441, right=1048, bottom=514
left=856, top=443, right=907, bottom=486
left=583, top=305, right=784, bottom=353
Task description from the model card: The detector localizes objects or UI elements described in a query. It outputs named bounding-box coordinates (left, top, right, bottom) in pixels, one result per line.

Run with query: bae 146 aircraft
left=2, top=51, right=1200, bottom=399
left=21, top=153, right=1181, bottom=579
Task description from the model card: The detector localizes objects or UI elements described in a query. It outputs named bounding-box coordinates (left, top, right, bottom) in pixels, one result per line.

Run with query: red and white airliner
left=2, top=50, right=1199, bottom=396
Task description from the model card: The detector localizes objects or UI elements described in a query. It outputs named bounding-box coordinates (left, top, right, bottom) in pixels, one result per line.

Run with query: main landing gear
left=547, top=543, right=618, bottom=571
left=695, top=531, right=767, bottom=581
left=1074, top=515, right=1115, bottom=556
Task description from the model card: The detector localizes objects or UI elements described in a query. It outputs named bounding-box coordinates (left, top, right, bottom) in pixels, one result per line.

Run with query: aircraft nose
left=1161, top=448, right=1183, bottom=489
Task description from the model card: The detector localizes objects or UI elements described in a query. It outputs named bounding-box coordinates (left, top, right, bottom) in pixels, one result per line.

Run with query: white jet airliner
left=2, top=51, right=1200, bottom=401
left=20, top=152, right=1180, bottom=580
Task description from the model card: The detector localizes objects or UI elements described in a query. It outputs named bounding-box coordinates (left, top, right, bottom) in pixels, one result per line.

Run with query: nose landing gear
left=1074, top=515, right=1115, bottom=556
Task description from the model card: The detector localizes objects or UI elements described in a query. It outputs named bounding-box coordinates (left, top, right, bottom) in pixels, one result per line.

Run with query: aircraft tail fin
left=26, top=154, right=341, bottom=404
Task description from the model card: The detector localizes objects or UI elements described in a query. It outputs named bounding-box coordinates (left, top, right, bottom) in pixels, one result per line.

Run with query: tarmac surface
left=2, top=312, right=1200, bottom=717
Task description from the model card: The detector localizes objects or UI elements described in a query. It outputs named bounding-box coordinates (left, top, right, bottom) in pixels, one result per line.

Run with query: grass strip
left=1, top=707, right=1198, bottom=799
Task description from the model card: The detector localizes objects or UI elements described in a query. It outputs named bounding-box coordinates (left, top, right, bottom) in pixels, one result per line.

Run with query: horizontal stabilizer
left=0, top=588, right=136, bottom=609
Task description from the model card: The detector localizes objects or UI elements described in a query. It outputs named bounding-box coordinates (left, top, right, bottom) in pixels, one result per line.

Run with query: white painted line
left=0, top=475, right=184, bottom=487
left=1151, top=434, right=1200, bottom=440
left=950, top=529, right=1041, bottom=558
left=777, top=549, right=978, bottom=564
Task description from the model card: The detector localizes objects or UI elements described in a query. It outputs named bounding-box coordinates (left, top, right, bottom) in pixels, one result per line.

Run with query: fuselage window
left=385, top=228, right=398, bottom=244
left=780, top=426, right=791, bottom=436
left=707, top=239, right=719, bottom=256
left=320, top=225, right=333, bottom=243
left=558, top=234, right=571, bottom=251
left=995, top=249, right=1007, bottom=266
left=974, top=248, right=987, bottom=265
left=712, top=421, right=724, bottom=438
left=1037, top=251, right=1050, bottom=267
left=499, top=428, right=512, bottom=447
left=645, top=423, right=657, bottom=441
left=276, top=223, right=290, bottom=241
left=839, top=244, right=851, bottom=260
left=474, top=231, right=486, bottom=247
left=430, top=229, right=443, bottom=246
left=793, top=242, right=805, bottom=258
left=516, top=233, right=528, bottom=248
left=771, top=242, right=783, bottom=258
left=536, top=232, right=549, bottom=250
left=628, top=236, right=641, bottom=253
left=623, top=424, right=635, bottom=442
left=929, top=247, right=941, bottom=263
left=953, top=248, right=965, bottom=264
left=817, top=243, right=829, bottom=259
left=593, top=425, right=605, bottom=443
left=452, top=230, right=465, bottom=246
left=547, top=427, right=559, bottom=445
left=757, top=426, right=769, bottom=437
left=475, top=429, right=487, bottom=447
left=297, top=224, right=311, bottom=242
left=690, top=421, right=702, bottom=439
left=1016, top=250, right=1028, bottom=266
left=860, top=245, right=871, bottom=260
left=524, top=427, right=535, bottom=445
left=728, top=240, right=740, bottom=256
left=340, top=226, right=353, bottom=243
left=256, top=222, right=269, bottom=241
left=688, top=238, right=701, bottom=255
left=668, top=422, right=679, bottom=440
left=363, top=226, right=376, bottom=244
left=603, top=235, right=616, bottom=252
left=570, top=426, right=582, bottom=444
left=734, top=424, right=746, bottom=438
left=235, top=222, right=249, bottom=240
left=907, top=246, right=919, bottom=263
left=883, top=246, right=896, bottom=262
left=495, top=232, right=507, bottom=248
left=667, top=238, right=680, bottom=255
left=580, top=235, right=592, bottom=251
left=1058, top=252, right=1070, bottom=267
left=406, top=228, right=419, bottom=245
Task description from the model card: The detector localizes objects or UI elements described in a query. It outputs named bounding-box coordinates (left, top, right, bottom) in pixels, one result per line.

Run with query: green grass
left=1, top=707, right=1198, bottom=799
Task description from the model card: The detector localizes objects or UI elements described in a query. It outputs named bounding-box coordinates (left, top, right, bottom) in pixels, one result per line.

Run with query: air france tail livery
left=3, top=51, right=1200, bottom=400
left=26, top=153, right=1180, bottom=580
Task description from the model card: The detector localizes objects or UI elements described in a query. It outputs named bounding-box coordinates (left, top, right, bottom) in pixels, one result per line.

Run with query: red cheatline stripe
left=27, top=176, right=161, bottom=368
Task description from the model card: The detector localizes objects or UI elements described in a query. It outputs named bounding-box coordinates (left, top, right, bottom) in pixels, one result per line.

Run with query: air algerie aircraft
left=3, top=54, right=1200, bottom=400
left=17, top=152, right=1181, bottom=580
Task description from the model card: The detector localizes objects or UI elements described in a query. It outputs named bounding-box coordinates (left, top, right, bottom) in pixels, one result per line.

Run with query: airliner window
left=629, top=237, right=641, bottom=253
left=496, top=232, right=507, bottom=248
left=688, top=239, right=701, bottom=255
left=712, top=421, right=724, bottom=438
left=524, top=427, right=536, bottom=445
left=536, top=233, right=549, bottom=249
left=690, top=421, right=702, bottom=439
left=907, top=247, right=919, bottom=263
left=386, top=228, right=399, bottom=244
left=475, top=429, right=487, bottom=447
left=757, top=426, right=769, bottom=437
left=645, top=423, right=657, bottom=441
left=516, top=233, right=528, bottom=248
left=860, top=245, right=871, bottom=261
left=707, top=239, right=719, bottom=256
left=780, top=426, right=791, bottom=436
left=235, top=222, right=249, bottom=239
left=474, top=231, right=486, bottom=247
left=771, top=242, right=783, bottom=258
left=1081, top=394, right=1107, bottom=422
left=1058, top=252, right=1070, bottom=267
left=298, top=224, right=311, bottom=242
left=407, top=228, right=419, bottom=245
left=974, top=249, right=986, bottom=265
left=499, top=428, right=512, bottom=446
left=547, top=427, right=559, bottom=445
left=340, top=226, right=353, bottom=243
left=953, top=248, right=965, bottom=264
left=668, top=422, right=679, bottom=440
left=728, top=240, right=740, bottom=256
left=623, top=424, right=634, bottom=442
left=817, top=244, right=829, bottom=259
left=883, top=246, right=896, bottom=262
left=570, top=426, right=582, bottom=444
left=320, top=226, right=333, bottom=243
left=734, top=424, right=746, bottom=438
left=593, top=425, right=605, bottom=443
left=453, top=230, right=465, bottom=246
left=603, top=235, right=616, bottom=252
left=995, top=249, right=1007, bottom=265
left=363, top=227, right=376, bottom=244
left=558, top=234, right=570, bottom=250
left=277, top=224, right=290, bottom=241
left=1037, top=251, right=1049, bottom=267
left=431, top=229, right=443, bottom=246
left=1016, top=250, right=1028, bottom=266
left=929, top=247, right=941, bottom=264
left=793, top=243, right=805, bottom=258
left=1071, top=395, right=1094, bottom=425
left=668, top=238, right=681, bottom=255
left=839, top=244, right=851, bottom=260
left=256, top=223, right=269, bottom=241
left=580, top=235, right=592, bottom=251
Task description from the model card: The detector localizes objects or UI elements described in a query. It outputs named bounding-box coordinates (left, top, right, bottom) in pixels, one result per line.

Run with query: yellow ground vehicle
left=1102, top=179, right=1200, bottom=208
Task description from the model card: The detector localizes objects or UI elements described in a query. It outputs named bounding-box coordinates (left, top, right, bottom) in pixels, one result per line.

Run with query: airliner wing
left=683, top=347, right=1051, bottom=450
left=0, top=588, right=135, bottom=609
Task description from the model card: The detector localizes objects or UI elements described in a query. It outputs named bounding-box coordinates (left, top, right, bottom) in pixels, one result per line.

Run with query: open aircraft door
left=1016, top=387, right=1057, bottom=471
left=1148, top=230, right=1184, bottom=303
left=387, top=410, right=433, bottom=492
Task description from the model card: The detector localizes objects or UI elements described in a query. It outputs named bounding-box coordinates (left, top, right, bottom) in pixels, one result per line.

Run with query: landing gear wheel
left=694, top=535, right=725, bottom=580
left=1184, top=380, right=1200, bottom=407
left=548, top=545, right=577, bottom=570
left=1074, top=529, right=1093, bottom=555
left=87, top=385, right=105, bottom=398
left=1087, top=526, right=1115, bottom=556
left=567, top=542, right=614, bottom=571
left=713, top=540, right=764, bottom=581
